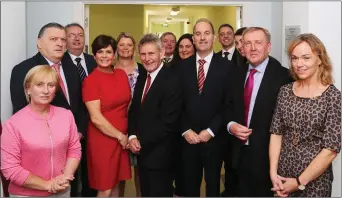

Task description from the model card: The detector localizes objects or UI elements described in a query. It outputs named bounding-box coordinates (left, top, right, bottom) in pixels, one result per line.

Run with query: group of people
left=0, top=17, right=340, bottom=198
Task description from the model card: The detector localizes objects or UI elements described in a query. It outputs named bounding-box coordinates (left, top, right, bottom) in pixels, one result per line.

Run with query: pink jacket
left=0, top=105, right=81, bottom=196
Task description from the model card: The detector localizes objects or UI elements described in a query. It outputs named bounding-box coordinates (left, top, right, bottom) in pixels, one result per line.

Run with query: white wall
left=283, top=2, right=341, bottom=197
left=26, top=2, right=83, bottom=58
left=1, top=2, right=27, bottom=123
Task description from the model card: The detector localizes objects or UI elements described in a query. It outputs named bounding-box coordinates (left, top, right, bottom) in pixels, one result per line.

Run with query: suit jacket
left=226, top=56, right=293, bottom=177
left=63, top=51, right=97, bottom=136
left=10, top=52, right=86, bottom=134
left=216, top=49, right=241, bottom=66
left=177, top=53, right=233, bottom=142
left=128, top=65, right=182, bottom=169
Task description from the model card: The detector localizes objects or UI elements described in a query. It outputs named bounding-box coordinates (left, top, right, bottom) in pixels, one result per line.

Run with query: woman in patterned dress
left=114, top=32, right=144, bottom=197
left=269, top=33, right=341, bottom=197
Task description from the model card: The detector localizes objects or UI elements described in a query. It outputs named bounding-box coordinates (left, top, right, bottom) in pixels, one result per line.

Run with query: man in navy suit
left=225, top=27, right=292, bottom=196
left=128, top=33, right=182, bottom=197
left=65, top=23, right=97, bottom=197
left=177, top=18, right=233, bottom=197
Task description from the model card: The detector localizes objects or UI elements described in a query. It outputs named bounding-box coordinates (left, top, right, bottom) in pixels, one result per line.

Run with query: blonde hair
left=287, top=33, right=333, bottom=85
left=23, top=65, right=59, bottom=102
left=242, top=27, right=271, bottom=42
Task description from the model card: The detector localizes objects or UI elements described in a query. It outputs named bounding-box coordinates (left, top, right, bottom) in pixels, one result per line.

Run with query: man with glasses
left=64, top=23, right=97, bottom=197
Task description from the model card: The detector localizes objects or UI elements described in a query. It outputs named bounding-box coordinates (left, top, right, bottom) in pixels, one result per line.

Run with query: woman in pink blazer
left=1, top=65, right=81, bottom=197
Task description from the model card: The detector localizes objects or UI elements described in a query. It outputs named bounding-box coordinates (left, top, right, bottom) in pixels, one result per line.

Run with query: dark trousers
left=181, top=139, right=222, bottom=197
left=139, top=166, right=173, bottom=197
left=70, top=139, right=97, bottom=197
left=237, top=146, right=273, bottom=197
left=221, top=136, right=239, bottom=197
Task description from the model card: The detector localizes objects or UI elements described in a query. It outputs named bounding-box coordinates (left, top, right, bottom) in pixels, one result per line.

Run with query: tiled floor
left=123, top=167, right=225, bottom=197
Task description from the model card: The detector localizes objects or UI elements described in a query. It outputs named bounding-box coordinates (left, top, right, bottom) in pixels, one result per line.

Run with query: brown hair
left=287, top=33, right=333, bottom=85
left=242, top=27, right=271, bottom=42
left=24, top=65, right=59, bottom=102
left=116, top=32, right=136, bottom=60
left=193, top=18, right=215, bottom=35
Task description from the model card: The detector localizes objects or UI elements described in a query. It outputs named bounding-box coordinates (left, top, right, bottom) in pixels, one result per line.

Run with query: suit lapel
left=141, top=65, right=167, bottom=104
left=134, top=69, right=147, bottom=106
left=61, top=55, right=76, bottom=107
left=249, top=59, right=274, bottom=127
left=202, top=53, right=217, bottom=94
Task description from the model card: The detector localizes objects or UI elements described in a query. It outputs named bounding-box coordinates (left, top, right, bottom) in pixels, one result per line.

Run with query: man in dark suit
left=64, top=22, right=97, bottom=197
left=128, top=33, right=182, bottom=197
left=10, top=22, right=83, bottom=196
left=225, top=27, right=293, bottom=197
left=216, top=24, right=239, bottom=65
left=161, top=32, right=176, bottom=64
left=177, top=18, right=232, bottom=197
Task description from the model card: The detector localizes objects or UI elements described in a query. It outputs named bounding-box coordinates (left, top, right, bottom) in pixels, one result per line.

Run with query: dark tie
left=197, top=59, right=206, bottom=94
left=163, top=57, right=171, bottom=64
left=75, top=57, right=86, bottom=81
left=141, top=74, right=151, bottom=103
left=223, top=52, right=230, bottom=60
left=243, top=69, right=257, bottom=143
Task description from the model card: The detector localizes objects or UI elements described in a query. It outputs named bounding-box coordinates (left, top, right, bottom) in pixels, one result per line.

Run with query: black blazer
left=128, top=65, right=182, bottom=169
left=63, top=51, right=97, bottom=75
left=216, top=49, right=241, bottom=66
left=10, top=52, right=86, bottom=134
left=177, top=53, right=233, bottom=140
left=226, top=56, right=293, bottom=176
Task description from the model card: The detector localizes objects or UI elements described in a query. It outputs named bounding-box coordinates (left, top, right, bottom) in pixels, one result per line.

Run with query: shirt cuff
left=129, top=135, right=137, bottom=141
left=206, top=128, right=215, bottom=137
left=182, top=129, right=190, bottom=136
left=227, top=121, right=237, bottom=135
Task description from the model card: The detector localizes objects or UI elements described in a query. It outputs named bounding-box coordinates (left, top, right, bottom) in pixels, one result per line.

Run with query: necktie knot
left=52, top=63, right=61, bottom=72
left=163, top=57, right=171, bottom=64
left=249, top=69, right=257, bottom=76
left=75, top=57, right=81, bottom=64
left=198, top=59, right=206, bottom=66
left=223, top=52, right=230, bottom=58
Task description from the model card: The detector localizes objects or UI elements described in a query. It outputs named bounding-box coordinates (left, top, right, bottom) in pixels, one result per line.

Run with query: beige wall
left=89, top=4, right=144, bottom=61
left=151, top=22, right=183, bottom=40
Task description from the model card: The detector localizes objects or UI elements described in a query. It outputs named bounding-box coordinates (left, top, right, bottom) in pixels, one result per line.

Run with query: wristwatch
left=296, top=177, right=305, bottom=190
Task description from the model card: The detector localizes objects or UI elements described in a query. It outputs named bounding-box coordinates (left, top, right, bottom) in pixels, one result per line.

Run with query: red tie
left=141, top=74, right=151, bottom=103
left=52, top=63, right=67, bottom=99
left=243, top=69, right=257, bottom=143
left=198, top=59, right=206, bottom=93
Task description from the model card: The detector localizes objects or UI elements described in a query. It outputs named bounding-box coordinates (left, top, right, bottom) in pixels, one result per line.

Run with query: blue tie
left=75, top=57, right=86, bottom=82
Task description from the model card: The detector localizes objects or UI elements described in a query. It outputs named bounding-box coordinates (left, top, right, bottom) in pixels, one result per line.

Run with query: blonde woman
left=1, top=65, right=81, bottom=197
left=269, top=33, right=341, bottom=197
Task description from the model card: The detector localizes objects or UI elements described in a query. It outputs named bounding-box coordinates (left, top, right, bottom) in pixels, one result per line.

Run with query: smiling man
left=176, top=18, right=233, bottom=197
left=128, top=33, right=182, bottom=197
left=10, top=23, right=87, bottom=197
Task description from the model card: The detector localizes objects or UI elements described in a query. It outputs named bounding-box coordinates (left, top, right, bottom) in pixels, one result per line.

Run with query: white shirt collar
left=248, top=56, right=269, bottom=74
left=42, top=55, right=61, bottom=66
left=148, top=62, right=164, bottom=81
left=196, top=51, right=214, bottom=64
left=222, top=46, right=235, bottom=55
left=68, top=52, right=85, bottom=62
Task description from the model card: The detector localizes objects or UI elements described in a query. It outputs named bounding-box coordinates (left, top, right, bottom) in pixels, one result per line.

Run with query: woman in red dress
left=82, top=35, right=131, bottom=197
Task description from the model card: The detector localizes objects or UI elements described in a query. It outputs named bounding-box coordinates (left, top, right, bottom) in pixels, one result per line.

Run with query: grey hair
left=138, top=33, right=162, bottom=52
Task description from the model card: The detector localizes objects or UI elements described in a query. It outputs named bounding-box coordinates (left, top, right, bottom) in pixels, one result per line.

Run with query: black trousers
left=221, top=136, right=239, bottom=197
left=237, top=145, right=273, bottom=197
left=181, top=139, right=222, bottom=197
left=139, top=166, right=173, bottom=197
left=70, top=139, right=97, bottom=197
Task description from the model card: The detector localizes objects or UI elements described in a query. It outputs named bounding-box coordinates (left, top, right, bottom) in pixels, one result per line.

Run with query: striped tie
left=197, top=59, right=206, bottom=93
left=75, top=57, right=86, bottom=82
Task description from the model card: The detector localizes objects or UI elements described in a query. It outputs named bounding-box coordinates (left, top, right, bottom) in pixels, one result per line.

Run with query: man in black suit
left=216, top=24, right=239, bottom=66
left=225, top=27, right=293, bottom=197
left=10, top=22, right=83, bottom=196
left=65, top=22, right=97, bottom=197
left=128, top=33, right=182, bottom=197
left=161, top=32, right=176, bottom=64
left=177, top=18, right=232, bottom=197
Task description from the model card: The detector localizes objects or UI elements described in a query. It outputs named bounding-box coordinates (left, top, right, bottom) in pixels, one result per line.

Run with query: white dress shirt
left=68, top=52, right=89, bottom=75
left=182, top=51, right=215, bottom=137
left=227, top=57, right=269, bottom=145
left=221, top=46, right=235, bottom=61
left=129, top=62, right=164, bottom=141
left=44, top=56, right=70, bottom=104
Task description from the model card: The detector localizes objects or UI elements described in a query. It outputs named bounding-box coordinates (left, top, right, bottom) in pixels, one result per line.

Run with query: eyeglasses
left=68, top=34, right=84, bottom=39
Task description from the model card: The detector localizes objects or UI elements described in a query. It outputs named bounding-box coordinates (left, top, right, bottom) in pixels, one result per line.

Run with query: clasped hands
left=184, top=129, right=212, bottom=144
left=47, top=174, right=74, bottom=194
left=270, top=173, right=299, bottom=197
